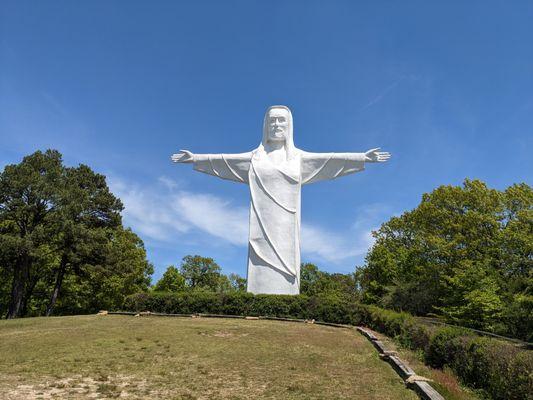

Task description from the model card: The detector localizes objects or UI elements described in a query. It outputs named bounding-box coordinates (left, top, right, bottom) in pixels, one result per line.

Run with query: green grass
left=0, top=315, right=421, bottom=399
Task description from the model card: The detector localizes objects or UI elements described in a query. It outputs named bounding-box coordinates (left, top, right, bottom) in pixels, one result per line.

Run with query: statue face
left=267, top=108, right=289, bottom=142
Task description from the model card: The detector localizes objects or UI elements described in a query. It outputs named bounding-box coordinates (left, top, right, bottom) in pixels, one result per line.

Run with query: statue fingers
left=171, top=153, right=187, bottom=163
left=366, top=147, right=381, bottom=155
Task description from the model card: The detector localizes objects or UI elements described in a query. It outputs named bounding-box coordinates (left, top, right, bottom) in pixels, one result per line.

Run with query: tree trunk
left=45, top=257, right=67, bottom=317
left=6, top=255, right=29, bottom=319
left=21, top=275, right=39, bottom=317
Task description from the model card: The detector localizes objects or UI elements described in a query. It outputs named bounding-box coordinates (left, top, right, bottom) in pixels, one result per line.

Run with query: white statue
left=172, top=105, right=390, bottom=295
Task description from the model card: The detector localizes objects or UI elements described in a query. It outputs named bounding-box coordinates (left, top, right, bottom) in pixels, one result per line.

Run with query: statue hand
left=171, top=150, right=194, bottom=163
left=365, top=148, right=391, bottom=163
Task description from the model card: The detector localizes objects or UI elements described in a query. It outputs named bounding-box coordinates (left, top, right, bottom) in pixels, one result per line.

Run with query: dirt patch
left=198, top=330, right=249, bottom=338
left=2, top=374, right=151, bottom=399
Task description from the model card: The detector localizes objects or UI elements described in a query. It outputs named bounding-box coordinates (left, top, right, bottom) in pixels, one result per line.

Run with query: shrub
left=123, top=291, right=360, bottom=323
left=361, top=306, right=533, bottom=400
left=426, top=326, right=469, bottom=368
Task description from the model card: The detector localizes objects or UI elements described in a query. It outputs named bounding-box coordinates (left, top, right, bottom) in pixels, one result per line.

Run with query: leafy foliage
left=300, top=263, right=357, bottom=299
left=363, top=306, right=532, bottom=400
left=152, top=257, right=247, bottom=294
left=0, top=150, right=153, bottom=317
left=153, top=266, right=185, bottom=292
left=124, top=291, right=365, bottom=324
left=357, top=179, right=532, bottom=340
left=179, top=255, right=225, bottom=291
left=228, top=273, right=247, bottom=292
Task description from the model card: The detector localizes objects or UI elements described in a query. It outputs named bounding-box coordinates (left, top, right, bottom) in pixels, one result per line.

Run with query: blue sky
left=1, top=1, right=532, bottom=282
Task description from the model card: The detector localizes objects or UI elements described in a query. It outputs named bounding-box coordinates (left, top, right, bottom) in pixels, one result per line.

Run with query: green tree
left=300, top=263, right=322, bottom=296
left=228, top=273, right=247, bottom=292
left=154, top=266, right=186, bottom=292
left=44, top=164, right=124, bottom=315
left=215, top=274, right=233, bottom=293
left=499, top=183, right=533, bottom=340
left=51, top=227, right=153, bottom=315
left=301, top=263, right=357, bottom=299
left=357, top=179, right=532, bottom=338
left=153, top=258, right=246, bottom=294
left=437, top=264, right=504, bottom=330
left=179, top=255, right=222, bottom=291
left=0, top=150, right=64, bottom=318
left=0, top=150, right=153, bottom=318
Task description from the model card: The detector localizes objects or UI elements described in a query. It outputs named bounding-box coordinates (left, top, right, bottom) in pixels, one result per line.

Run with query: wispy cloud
left=301, top=224, right=373, bottom=262
left=108, top=176, right=191, bottom=243
left=157, top=176, right=179, bottom=190
left=109, top=175, right=249, bottom=246
left=176, top=192, right=249, bottom=246
left=301, top=203, right=393, bottom=264
left=358, top=75, right=419, bottom=112
left=108, top=175, right=392, bottom=267
left=359, top=79, right=402, bottom=112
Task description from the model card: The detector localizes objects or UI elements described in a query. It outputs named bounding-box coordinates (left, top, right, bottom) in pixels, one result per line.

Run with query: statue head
left=258, top=105, right=296, bottom=159
left=266, top=107, right=290, bottom=142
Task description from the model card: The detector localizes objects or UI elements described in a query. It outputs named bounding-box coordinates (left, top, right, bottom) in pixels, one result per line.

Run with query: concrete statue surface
left=172, top=105, right=390, bottom=295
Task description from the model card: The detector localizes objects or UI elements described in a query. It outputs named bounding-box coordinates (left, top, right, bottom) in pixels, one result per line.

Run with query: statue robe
left=193, top=150, right=366, bottom=294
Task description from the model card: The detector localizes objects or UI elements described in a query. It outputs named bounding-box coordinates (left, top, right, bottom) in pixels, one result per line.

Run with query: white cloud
left=108, top=176, right=190, bottom=243
left=298, top=202, right=393, bottom=264
left=108, top=175, right=391, bottom=265
left=175, top=192, right=249, bottom=246
left=157, top=176, right=179, bottom=190
left=301, top=223, right=374, bottom=262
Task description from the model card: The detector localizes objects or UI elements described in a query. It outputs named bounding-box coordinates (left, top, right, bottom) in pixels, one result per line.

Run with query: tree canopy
left=356, top=179, right=532, bottom=340
left=153, top=256, right=246, bottom=294
left=153, top=266, right=185, bottom=292
left=0, top=150, right=153, bottom=318
left=300, top=263, right=357, bottom=299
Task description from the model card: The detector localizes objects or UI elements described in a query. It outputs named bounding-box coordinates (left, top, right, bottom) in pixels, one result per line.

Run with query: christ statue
left=171, top=105, right=390, bottom=295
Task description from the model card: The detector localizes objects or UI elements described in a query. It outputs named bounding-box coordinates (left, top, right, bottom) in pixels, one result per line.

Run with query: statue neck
left=264, top=141, right=287, bottom=163
left=265, top=140, right=285, bottom=152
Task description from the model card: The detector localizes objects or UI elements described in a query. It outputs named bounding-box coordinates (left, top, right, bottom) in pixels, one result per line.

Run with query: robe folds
left=193, top=150, right=366, bottom=295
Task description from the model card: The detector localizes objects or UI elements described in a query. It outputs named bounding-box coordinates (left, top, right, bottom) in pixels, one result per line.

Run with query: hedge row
left=124, top=291, right=365, bottom=324
left=362, top=306, right=532, bottom=400
left=123, top=292, right=532, bottom=400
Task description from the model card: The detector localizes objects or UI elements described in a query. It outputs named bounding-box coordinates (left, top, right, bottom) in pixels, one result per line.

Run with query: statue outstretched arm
left=301, top=148, right=391, bottom=185
left=171, top=150, right=252, bottom=184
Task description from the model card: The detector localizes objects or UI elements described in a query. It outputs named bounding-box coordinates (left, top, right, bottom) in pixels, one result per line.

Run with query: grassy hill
left=0, top=315, right=422, bottom=399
